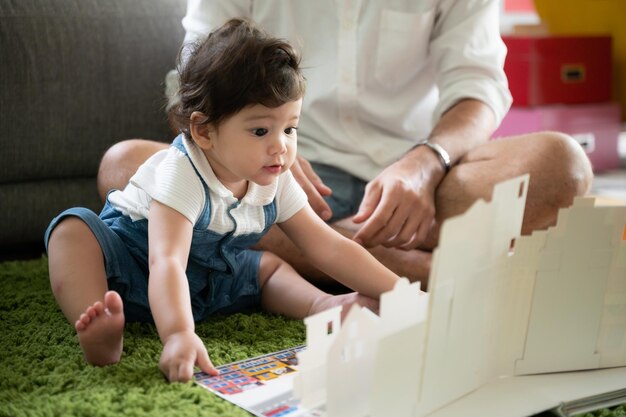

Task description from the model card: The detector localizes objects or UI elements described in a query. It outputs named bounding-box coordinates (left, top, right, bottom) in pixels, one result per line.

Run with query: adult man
left=98, top=0, right=593, bottom=286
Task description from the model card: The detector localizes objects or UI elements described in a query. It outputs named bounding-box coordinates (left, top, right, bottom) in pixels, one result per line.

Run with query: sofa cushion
left=0, top=0, right=186, bottom=248
left=0, top=0, right=186, bottom=184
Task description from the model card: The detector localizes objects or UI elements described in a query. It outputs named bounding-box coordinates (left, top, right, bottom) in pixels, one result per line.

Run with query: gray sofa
left=0, top=0, right=186, bottom=254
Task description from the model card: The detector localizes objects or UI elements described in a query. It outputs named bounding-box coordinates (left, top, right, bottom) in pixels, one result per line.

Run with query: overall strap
left=172, top=135, right=212, bottom=229
left=262, top=200, right=278, bottom=232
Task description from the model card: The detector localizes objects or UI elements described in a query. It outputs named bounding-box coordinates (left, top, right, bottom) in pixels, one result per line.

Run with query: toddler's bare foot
left=75, top=291, right=125, bottom=366
left=309, top=292, right=380, bottom=321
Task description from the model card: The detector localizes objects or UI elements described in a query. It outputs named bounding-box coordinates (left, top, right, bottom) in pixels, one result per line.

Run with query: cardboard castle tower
left=294, top=174, right=626, bottom=417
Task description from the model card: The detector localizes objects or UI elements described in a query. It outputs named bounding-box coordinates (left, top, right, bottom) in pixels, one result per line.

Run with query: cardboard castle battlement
left=294, top=174, right=626, bottom=417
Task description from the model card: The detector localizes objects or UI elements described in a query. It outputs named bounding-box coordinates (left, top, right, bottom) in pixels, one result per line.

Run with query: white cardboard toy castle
left=293, top=174, right=626, bottom=417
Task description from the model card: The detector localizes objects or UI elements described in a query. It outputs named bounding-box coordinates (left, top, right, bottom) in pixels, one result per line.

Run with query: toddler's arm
left=278, top=205, right=400, bottom=298
left=148, top=200, right=218, bottom=382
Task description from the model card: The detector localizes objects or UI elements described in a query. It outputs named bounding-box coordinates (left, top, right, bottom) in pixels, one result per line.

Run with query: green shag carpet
left=577, top=406, right=626, bottom=417
left=0, top=257, right=305, bottom=417
left=0, top=257, right=623, bottom=417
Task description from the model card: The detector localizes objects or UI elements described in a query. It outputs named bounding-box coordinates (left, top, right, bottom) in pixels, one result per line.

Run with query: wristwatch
left=412, top=140, right=451, bottom=173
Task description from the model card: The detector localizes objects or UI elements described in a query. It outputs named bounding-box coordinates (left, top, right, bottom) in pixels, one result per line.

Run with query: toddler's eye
left=252, top=128, right=268, bottom=136
left=284, top=127, right=298, bottom=135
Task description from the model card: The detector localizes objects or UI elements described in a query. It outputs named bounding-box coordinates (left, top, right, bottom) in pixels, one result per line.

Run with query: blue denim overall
left=45, top=136, right=277, bottom=322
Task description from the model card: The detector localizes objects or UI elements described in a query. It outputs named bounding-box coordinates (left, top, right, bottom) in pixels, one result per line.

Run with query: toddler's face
left=204, top=99, right=302, bottom=192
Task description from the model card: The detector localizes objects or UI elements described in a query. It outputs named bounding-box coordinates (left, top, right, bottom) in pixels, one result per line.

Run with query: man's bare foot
left=75, top=291, right=125, bottom=366
left=373, top=247, right=432, bottom=286
left=309, top=292, right=380, bottom=321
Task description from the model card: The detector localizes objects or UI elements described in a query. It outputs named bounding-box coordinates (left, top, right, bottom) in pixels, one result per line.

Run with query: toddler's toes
left=103, top=291, right=124, bottom=315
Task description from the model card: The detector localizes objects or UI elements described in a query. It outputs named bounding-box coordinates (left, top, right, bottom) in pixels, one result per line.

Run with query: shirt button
left=342, top=20, right=354, bottom=30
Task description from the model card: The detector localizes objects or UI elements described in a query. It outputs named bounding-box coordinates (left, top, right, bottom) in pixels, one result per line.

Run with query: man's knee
left=97, top=139, right=165, bottom=202
left=532, top=131, right=593, bottom=199
left=99, top=139, right=155, bottom=175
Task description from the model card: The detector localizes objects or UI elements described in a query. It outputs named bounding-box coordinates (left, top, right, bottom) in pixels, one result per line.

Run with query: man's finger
left=415, top=216, right=433, bottom=246
left=363, top=207, right=405, bottom=247
left=385, top=206, right=423, bottom=247
left=297, top=156, right=332, bottom=196
left=352, top=183, right=381, bottom=225
left=309, top=193, right=333, bottom=220
left=353, top=191, right=395, bottom=246
left=291, top=159, right=333, bottom=220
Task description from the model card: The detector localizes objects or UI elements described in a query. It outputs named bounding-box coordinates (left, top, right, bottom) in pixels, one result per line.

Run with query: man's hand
left=350, top=99, right=496, bottom=249
left=159, top=330, right=218, bottom=382
left=290, top=155, right=333, bottom=220
left=351, top=147, right=446, bottom=249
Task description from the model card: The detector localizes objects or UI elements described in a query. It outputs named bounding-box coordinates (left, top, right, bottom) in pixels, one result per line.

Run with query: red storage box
left=503, top=35, right=612, bottom=106
left=493, top=102, right=621, bottom=172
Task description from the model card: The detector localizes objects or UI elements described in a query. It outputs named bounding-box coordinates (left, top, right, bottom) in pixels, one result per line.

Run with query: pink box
left=493, top=103, right=621, bottom=172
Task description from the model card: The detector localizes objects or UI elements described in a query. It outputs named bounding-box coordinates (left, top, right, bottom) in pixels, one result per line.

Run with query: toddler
left=45, top=18, right=399, bottom=383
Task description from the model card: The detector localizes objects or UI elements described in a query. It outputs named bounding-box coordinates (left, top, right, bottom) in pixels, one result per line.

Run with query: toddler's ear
left=189, top=111, right=214, bottom=149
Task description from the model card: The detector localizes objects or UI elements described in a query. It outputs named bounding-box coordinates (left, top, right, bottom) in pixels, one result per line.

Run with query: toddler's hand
left=159, top=330, right=218, bottom=382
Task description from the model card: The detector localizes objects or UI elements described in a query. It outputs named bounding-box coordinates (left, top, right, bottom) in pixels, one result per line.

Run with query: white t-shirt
left=108, top=136, right=308, bottom=237
left=173, top=0, right=512, bottom=181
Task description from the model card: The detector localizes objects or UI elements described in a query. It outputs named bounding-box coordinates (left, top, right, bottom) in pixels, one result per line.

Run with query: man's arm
left=424, top=98, right=497, bottom=168
left=351, top=0, right=510, bottom=249
left=351, top=99, right=496, bottom=249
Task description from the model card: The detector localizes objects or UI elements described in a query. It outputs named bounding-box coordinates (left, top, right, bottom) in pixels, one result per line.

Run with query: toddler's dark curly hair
left=170, top=18, right=306, bottom=138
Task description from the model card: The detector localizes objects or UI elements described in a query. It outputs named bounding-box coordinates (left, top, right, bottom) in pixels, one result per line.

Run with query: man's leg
left=255, top=224, right=432, bottom=287
left=255, top=131, right=593, bottom=286
left=431, top=131, right=593, bottom=245
left=97, top=139, right=169, bottom=202
left=96, top=131, right=593, bottom=287
left=374, top=130, right=592, bottom=250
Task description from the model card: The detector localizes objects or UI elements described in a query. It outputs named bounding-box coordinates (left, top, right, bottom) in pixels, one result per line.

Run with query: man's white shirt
left=176, top=0, right=512, bottom=181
